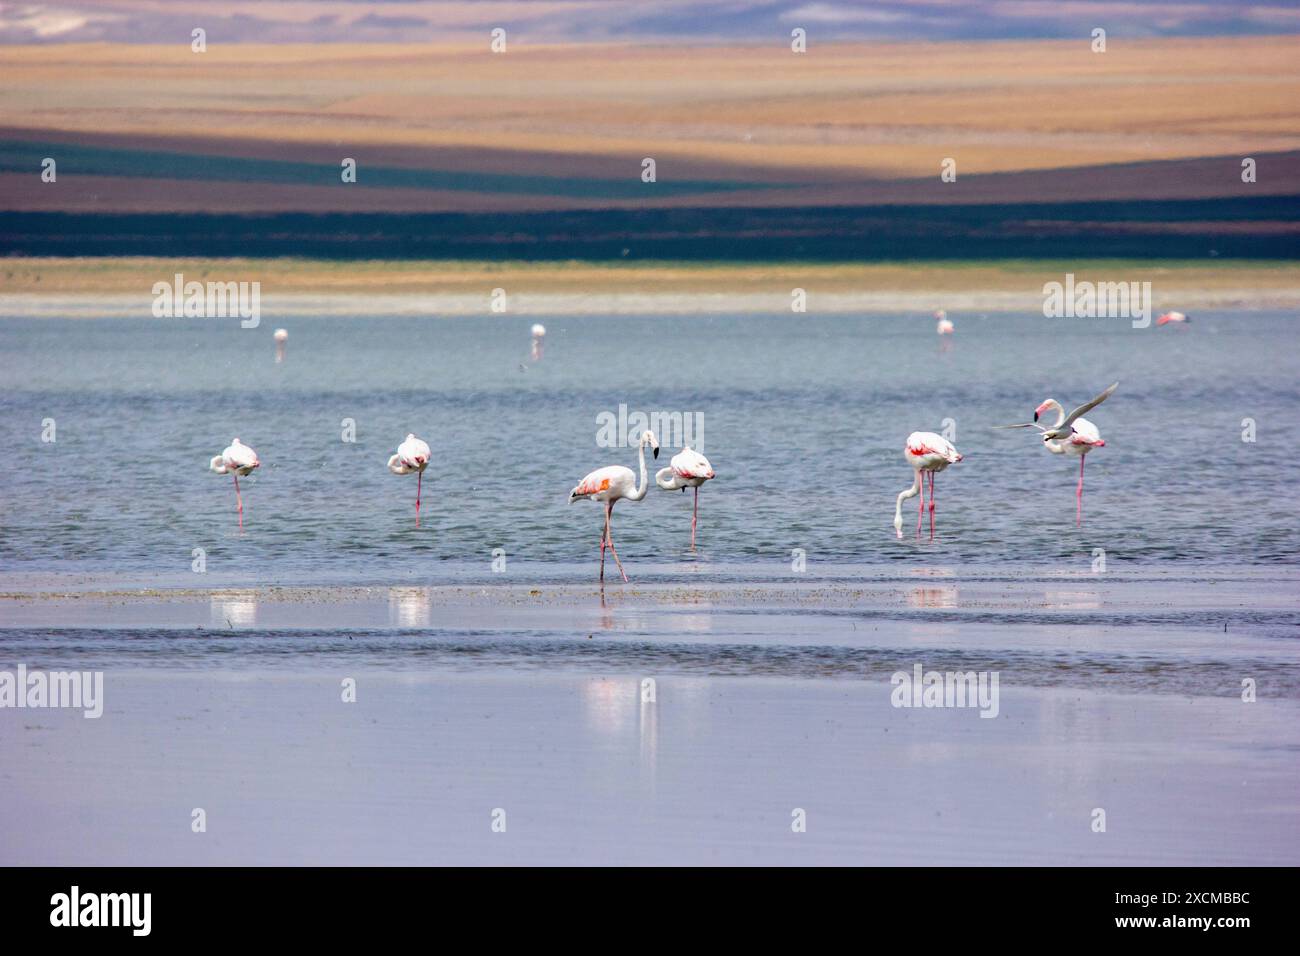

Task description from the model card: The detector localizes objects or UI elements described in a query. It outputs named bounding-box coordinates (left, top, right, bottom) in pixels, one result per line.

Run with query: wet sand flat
left=2, top=672, right=1295, bottom=866
left=3, top=568, right=1298, bottom=866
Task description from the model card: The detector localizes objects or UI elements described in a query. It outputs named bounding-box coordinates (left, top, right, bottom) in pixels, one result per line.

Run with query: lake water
left=3, top=306, right=1299, bottom=864
left=2, top=309, right=1297, bottom=583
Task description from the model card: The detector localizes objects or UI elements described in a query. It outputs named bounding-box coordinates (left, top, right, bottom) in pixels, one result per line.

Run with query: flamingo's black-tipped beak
left=653, top=447, right=660, bottom=459
left=1032, top=411, right=1039, bottom=422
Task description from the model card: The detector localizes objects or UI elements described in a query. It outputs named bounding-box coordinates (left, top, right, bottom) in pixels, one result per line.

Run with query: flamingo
left=1156, top=311, right=1189, bottom=327
left=655, top=446, right=715, bottom=549
left=530, top=323, right=546, bottom=361
left=894, top=432, right=962, bottom=541
left=997, top=382, right=1117, bottom=527
left=387, top=433, right=431, bottom=527
left=935, top=310, right=954, bottom=335
left=569, top=430, right=659, bottom=583
left=273, top=328, right=288, bottom=363
left=209, top=438, right=260, bottom=530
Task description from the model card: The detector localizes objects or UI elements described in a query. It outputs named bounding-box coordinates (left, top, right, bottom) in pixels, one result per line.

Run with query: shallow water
left=7, top=673, right=1297, bottom=866
left=3, top=572, right=1299, bottom=694
left=2, top=310, right=1298, bottom=580
left=3, top=308, right=1299, bottom=865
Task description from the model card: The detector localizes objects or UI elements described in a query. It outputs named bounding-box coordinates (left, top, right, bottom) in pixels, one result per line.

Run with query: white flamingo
left=998, top=382, right=1117, bottom=526
left=209, top=438, right=260, bottom=530
left=387, top=433, right=431, bottom=527
left=273, top=328, right=288, bottom=363
left=894, top=432, right=962, bottom=540
left=655, top=446, right=715, bottom=549
left=935, top=310, right=954, bottom=335
left=1156, top=311, right=1189, bottom=327
left=569, top=430, right=659, bottom=583
left=530, top=323, right=546, bottom=361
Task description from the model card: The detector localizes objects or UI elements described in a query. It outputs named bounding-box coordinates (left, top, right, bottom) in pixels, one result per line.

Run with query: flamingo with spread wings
left=570, top=430, right=659, bottom=583
left=997, top=382, right=1117, bottom=526
left=655, top=446, right=715, bottom=549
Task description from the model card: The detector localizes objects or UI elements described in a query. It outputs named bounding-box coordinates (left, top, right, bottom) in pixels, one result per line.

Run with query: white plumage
left=387, top=434, right=431, bottom=475
left=655, top=447, right=716, bottom=549
left=209, top=438, right=260, bottom=529
left=569, top=430, right=659, bottom=583
left=209, top=438, right=259, bottom=476
left=388, top=433, right=431, bottom=527
left=895, top=432, right=962, bottom=540
left=997, top=383, right=1117, bottom=527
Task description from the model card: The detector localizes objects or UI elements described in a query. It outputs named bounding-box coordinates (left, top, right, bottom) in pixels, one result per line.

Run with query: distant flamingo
left=935, top=310, right=954, bottom=335
left=1156, top=311, right=1189, bottom=327
left=209, top=438, right=260, bottom=530
left=531, top=323, right=546, bottom=361
left=569, top=430, right=659, bottom=583
left=387, top=433, right=431, bottom=527
left=894, top=432, right=962, bottom=541
left=998, top=382, right=1117, bottom=526
left=273, top=328, right=288, bottom=363
left=655, top=446, right=715, bottom=549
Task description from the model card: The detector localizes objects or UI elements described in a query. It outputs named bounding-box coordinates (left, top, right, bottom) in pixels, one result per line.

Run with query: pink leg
left=234, top=474, right=243, bottom=531
left=600, top=503, right=609, bottom=583
left=916, top=471, right=925, bottom=537
left=1076, top=455, right=1085, bottom=527
left=928, top=471, right=936, bottom=541
left=691, top=486, right=699, bottom=549
left=605, top=501, right=629, bottom=583
left=415, top=469, right=422, bottom=528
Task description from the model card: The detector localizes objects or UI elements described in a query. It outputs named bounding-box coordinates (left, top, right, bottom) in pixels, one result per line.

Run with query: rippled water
left=1, top=310, right=1298, bottom=580
left=5, top=307, right=1299, bottom=868
left=3, top=624, right=1296, bottom=696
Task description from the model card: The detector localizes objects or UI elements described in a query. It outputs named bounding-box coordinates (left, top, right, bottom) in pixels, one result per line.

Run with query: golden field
left=2, top=36, right=1298, bottom=212
left=3, top=258, right=1297, bottom=311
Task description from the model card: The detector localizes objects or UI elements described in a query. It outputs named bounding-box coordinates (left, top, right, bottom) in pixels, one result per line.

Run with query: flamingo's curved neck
left=894, top=470, right=922, bottom=535
left=1041, top=400, right=1067, bottom=450
left=627, top=439, right=650, bottom=501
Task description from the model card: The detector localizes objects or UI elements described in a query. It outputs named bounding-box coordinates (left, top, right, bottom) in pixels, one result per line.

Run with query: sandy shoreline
left=3, top=259, right=1298, bottom=314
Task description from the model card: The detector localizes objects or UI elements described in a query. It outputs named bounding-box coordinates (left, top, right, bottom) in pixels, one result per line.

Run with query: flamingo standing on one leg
left=655, top=446, right=715, bottom=549
left=210, top=438, right=260, bottom=530
left=894, top=432, right=962, bottom=541
left=273, top=328, right=288, bottom=363
left=997, top=382, right=1117, bottom=527
left=387, top=433, right=431, bottom=527
left=569, top=430, right=659, bottom=583
left=530, top=323, right=546, bottom=361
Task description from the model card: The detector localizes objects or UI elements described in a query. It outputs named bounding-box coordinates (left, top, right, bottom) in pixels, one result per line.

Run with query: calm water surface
left=2, top=309, right=1296, bottom=581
